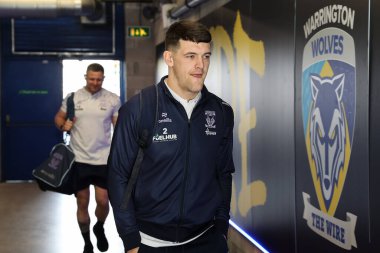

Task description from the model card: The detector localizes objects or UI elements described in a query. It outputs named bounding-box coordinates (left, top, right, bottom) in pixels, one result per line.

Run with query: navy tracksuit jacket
left=107, top=76, right=235, bottom=250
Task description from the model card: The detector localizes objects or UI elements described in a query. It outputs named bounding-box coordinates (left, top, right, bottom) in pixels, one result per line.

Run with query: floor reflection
left=0, top=182, right=124, bottom=253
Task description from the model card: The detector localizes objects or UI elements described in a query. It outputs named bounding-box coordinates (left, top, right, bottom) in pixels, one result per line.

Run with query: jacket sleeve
left=107, top=98, right=141, bottom=251
left=215, top=103, right=235, bottom=237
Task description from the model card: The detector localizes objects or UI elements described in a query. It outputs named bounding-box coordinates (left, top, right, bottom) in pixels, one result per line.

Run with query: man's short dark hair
left=87, top=63, right=104, bottom=73
left=165, top=20, right=212, bottom=50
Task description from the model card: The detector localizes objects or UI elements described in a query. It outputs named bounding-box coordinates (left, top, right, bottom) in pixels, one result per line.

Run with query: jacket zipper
left=173, top=94, right=205, bottom=242
left=175, top=116, right=191, bottom=242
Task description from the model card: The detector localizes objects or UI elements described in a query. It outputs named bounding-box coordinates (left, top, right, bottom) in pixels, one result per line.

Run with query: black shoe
left=83, top=244, right=94, bottom=253
left=93, top=222, right=109, bottom=252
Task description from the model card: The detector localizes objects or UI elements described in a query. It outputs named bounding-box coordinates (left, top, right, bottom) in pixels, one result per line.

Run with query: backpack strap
left=137, top=84, right=159, bottom=147
left=65, top=92, right=75, bottom=138
left=66, top=92, right=75, bottom=120
left=120, top=84, right=158, bottom=210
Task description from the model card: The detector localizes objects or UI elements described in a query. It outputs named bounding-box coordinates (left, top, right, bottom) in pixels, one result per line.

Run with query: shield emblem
left=302, top=27, right=356, bottom=216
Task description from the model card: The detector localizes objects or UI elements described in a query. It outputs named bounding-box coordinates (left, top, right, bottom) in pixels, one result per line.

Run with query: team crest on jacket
left=301, top=26, right=357, bottom=249
left=205, top=110, right=216, bottom=136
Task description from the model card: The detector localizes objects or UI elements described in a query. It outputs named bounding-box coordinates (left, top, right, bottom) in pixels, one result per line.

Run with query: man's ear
left=163, top=51, right=174, bottom=67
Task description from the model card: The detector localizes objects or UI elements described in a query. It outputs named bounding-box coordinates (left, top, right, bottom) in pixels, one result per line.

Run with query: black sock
left=93, top=220, right=108, bottom=252
left=94, top=220, right=104, bottom=229
left=81, top=231, right=92, bottom=246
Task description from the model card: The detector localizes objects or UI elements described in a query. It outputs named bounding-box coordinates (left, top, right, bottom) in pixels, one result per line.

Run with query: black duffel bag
left=32, top=143, right=75, bottom=195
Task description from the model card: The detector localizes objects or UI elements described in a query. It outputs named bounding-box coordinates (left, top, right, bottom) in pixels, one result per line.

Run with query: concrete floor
left=0, top=182, right=262, bottom=253
left=0, top=182, right=123, bottom=253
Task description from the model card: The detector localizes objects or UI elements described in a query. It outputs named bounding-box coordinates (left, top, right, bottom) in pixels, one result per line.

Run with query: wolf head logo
left=301, top=28, right=357, bottom=248
left=309, top=73, right=346, bottom=210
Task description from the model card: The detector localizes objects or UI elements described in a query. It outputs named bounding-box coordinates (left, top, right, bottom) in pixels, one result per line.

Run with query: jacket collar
left=158, top=75, right=210, bottom=103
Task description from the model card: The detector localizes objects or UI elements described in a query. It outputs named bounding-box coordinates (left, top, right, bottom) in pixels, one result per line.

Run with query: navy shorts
left=72, top=162, right=108, bottom=192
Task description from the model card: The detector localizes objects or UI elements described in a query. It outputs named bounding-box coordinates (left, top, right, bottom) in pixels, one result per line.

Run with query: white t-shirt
left=165, top=81, right=201, bottom=119
left=61, top=87, right=121, bottom=165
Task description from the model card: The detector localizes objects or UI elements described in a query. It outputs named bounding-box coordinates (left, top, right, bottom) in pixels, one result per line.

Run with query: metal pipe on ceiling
left=0, top=0, right=98, bottom=18
left=168, top=0, right=208, bottom=19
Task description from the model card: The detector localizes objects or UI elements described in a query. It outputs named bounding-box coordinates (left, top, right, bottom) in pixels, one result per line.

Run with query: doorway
left=62, top=60, right=121, bottom=97
left=61, top=59, right=122, bottom=144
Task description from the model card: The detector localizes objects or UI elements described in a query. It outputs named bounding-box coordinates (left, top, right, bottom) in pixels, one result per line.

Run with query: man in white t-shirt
left=55, top=63, right=121, bottom=253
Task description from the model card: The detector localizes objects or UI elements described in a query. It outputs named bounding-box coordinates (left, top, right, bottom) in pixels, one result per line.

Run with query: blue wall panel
left=0, top=3, right=125, bottom=181
left=2, top=59, right=63, bottom=180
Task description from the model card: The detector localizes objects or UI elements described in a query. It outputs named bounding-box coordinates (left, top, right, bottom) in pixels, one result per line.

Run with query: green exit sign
left=128, top=26, right=150, bottom=38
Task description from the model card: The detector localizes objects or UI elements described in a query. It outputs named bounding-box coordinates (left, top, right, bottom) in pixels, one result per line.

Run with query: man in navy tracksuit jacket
left=108, top=20, right=235, bottom=253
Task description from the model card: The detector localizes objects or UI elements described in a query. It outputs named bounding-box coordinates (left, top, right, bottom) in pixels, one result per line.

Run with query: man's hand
left=61, top=118, right=74, bottom=131
left=127, top=247, right=139, bottom=253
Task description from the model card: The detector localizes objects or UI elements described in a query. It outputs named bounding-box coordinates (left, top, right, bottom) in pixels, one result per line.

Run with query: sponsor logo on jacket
left=153, top=127, right=177, bottom=142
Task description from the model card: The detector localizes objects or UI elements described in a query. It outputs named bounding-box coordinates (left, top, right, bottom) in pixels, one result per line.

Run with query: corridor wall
left=295, top=1, right=369, bottom=253
left=200, top=1, right=295, bottom=252
left=167, top=0, right=374, bottom=252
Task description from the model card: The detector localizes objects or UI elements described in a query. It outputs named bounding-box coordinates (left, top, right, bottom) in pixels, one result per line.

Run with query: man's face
left=168, top=39, right=211, bottom=100
left=85, top=70, right=104, bottom=94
